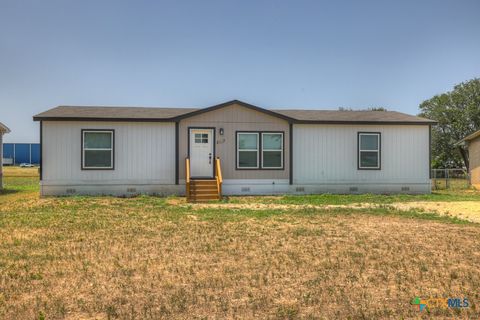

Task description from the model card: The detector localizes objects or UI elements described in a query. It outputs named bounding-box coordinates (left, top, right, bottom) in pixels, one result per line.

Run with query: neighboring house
left=33, top=100, right=436, bottom=197
left=460, top=129, right=480, bottom=189
left=0, top=122, right=11, bottom=189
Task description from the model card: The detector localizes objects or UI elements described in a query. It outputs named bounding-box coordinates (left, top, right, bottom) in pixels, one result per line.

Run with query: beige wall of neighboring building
left=178, top=103, right=290, bottom=181
left=469, top=137, right=480, bottom=188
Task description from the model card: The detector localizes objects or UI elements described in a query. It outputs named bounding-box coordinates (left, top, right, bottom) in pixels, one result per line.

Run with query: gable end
left=172, top=100, right=296, bottom=123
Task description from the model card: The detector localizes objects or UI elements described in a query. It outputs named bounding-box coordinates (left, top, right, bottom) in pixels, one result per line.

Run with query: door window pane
left=194, top=133, right=208, bottom=144
left=194, top=133, right=208, bottom=143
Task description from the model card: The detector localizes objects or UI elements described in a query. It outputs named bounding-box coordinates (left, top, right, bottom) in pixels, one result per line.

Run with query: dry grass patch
left=1, top=175, right=480, bottom=318
left=2, top=166, right=39, bottom=177
left=0, top=201, right=479, bottom=319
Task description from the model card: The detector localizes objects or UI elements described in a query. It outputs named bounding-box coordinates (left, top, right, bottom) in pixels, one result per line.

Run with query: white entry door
left=189, top=128, right=214, bottom=178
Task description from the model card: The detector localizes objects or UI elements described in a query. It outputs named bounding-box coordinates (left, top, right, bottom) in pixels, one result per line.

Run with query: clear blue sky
left=1, top=0, right=479, bottom=142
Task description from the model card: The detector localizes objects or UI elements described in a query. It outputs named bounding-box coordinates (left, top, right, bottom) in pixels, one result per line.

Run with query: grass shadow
left=0, top=188, right=21, bottom=195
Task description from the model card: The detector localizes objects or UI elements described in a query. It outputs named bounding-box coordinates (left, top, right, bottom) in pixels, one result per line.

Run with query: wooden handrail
left=185, top=158, right=190, bottom=201
left=215, top=157, right=222, bottom=198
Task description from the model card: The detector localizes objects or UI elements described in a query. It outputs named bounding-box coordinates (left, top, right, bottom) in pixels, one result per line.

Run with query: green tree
left=419, top=78, right=480, bottom=170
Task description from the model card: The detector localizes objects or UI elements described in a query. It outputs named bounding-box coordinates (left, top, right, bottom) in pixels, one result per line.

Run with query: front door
left=189, top=128, right=214, bottom=178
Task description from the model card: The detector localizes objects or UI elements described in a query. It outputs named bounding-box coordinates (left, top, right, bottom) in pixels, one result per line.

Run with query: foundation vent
left=127, top=188, right=137, bottom=193
left=241, top=187, right=251, bottom=192
left=401, top=186, right=410, bottom=192
left=66, top=188, right=76, bottom=194
left=349, top=187, right=358, bottom=192
left=296, top=187, right=305, bottom=192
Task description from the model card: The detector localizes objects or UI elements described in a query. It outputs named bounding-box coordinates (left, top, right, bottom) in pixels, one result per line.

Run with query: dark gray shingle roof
left=272, top=109, right=434, bottom=123
left=33, top=101, right=435, bottom=124
left=33, top=106, right=198, bottom=121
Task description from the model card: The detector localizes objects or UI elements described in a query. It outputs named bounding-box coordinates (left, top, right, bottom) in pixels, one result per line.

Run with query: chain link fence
left=431, top=168, right=470, bottom=190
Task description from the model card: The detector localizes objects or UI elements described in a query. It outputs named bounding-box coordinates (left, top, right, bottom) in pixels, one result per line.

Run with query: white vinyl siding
left=42, top=121, right=175, bottom=185
left=293, top=124, right=430, bottom=184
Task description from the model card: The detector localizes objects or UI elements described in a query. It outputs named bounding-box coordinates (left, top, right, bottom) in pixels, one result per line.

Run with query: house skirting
left=40, top=183, right=183, bottom=197
left=40, top=179, right=431, bottom=196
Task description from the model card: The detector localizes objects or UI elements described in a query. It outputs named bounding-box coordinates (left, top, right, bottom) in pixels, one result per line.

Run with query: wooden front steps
left=188, top=179, right=220, bottom=202
left=185, top=157, right=223, bottom=202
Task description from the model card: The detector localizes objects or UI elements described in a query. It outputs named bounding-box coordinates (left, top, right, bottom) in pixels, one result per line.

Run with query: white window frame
left=261, top=132, right=284, bottom=169
left=358, top=132, right=380, bottom=170
left=82, top=130, right=114, bottom=170
left=237, top=132, right=259, bottom=169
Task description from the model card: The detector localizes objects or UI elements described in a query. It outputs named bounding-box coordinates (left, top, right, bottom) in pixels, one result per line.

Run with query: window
left=237, top=133, right=259, bottom=168
left=261, top=133, right=283, bottom=168
left=194, top=133, right=208, bottom=144
left=358, top=132, right=380, bottom=169
left=236, top=131, right=284, bottom=170
left=82, top=130, right=114, bottom=169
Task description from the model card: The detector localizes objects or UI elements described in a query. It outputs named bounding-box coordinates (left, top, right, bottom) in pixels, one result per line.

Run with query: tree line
left=419, top=78, right=480, bottom=170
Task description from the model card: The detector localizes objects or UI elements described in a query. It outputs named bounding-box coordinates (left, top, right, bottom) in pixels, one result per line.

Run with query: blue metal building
left=2, top=143, right=41, bottom=165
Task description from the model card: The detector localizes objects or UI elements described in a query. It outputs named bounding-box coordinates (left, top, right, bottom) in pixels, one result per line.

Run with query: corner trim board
left=175, top=122, right=179, bottom=185
left=39, top=121, right=43, bottom=180
left=429, top=124, right=432, bottom=179
left=289, top=123, right=293, bottom=185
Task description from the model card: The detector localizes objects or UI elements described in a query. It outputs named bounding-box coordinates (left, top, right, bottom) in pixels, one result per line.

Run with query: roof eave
left=0, top=123, right=10, bottom=133
left=293, top=120, right=436, bottom=125
left=33, top=116, right=176, bottom=122
left=457, top=129, right=480, bottom=144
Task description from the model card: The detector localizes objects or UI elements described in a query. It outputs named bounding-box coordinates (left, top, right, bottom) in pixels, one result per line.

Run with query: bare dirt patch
left=170, top=198, right=480, bottom=223
left=391, top=201, right=480, bottom=223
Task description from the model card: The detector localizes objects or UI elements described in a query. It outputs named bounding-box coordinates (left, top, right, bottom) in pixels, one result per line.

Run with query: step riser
left=190, top=190, right=218, bottom=195
left=190, top=197, right=219, bottom=199
left=188, top=179, right=221, bottom=202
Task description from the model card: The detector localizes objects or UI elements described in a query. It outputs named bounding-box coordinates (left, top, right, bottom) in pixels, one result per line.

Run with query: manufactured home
left=0, top=122, right=11, bottom=189
left=33, top=100, right=435, bottom=198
